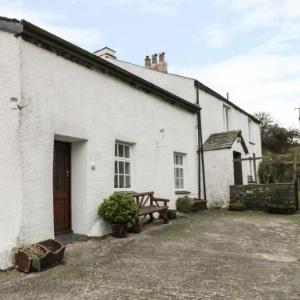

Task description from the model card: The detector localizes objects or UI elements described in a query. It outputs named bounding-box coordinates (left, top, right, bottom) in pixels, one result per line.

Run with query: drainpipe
left=196, top=84, right=207, bottom=200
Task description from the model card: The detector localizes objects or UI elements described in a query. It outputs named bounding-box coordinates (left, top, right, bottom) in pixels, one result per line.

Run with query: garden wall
left=229, top=183, right=297, bottom=211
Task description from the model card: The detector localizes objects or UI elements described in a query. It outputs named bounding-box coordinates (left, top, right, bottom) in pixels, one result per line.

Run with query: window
left=174, top=153, right=185, bottom=189
left=248, top=118, right=253, bottom=143
left=223, top=105, right=230, bottom=131
left=114, top=142, right=131, bottom=189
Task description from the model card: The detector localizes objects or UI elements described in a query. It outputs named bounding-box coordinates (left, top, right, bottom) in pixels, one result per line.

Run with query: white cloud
left=175, top=0, right=300, bottom=127
left=69, top=0, right=193, bottom=16
left=172, top=51, right=300, bottom=128
left=0, top=0, right=103, bottom=50
left=200, top=24, right=230, bottom=48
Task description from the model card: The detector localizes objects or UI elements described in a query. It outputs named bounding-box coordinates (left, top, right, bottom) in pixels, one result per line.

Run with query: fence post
left=253, top=153, right=257, bottom=183
left=295, top=179, right=299, bottom=211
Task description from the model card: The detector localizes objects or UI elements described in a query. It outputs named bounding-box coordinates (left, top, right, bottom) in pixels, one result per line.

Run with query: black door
left=233, top=151, right=243, bottom=185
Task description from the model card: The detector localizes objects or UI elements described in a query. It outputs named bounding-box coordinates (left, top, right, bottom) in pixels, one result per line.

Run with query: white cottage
left=0, top=17, right=202, bottom=269
left=102, top=50, right=262, bottom=207
left=0, top=17, right=261, bottom=269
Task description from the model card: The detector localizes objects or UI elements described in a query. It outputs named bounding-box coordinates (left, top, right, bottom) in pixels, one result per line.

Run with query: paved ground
left=1, top=210, right=300, bottom=299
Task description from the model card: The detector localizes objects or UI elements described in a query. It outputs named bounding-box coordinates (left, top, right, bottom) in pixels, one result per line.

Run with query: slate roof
left=0, top=17, right=200, bottom=114
left=203, top=130, right=249, bottom=154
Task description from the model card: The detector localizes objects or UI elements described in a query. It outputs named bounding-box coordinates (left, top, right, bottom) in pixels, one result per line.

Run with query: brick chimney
left=145, top=52, right=168, bottom=73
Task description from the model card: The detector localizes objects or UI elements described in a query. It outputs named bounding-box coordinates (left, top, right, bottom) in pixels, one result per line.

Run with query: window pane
left=179, top=168, right=183, bottom=178
left=118, top=144, right=124, bottom=157
left=115, top=143, right=118, bottom=157
left=125, top=146, right=130, bottom=158
left=119, top=175, right=124, bottom=188
left=175, top=168, right=180, bottom=177
left=114, top=175, right=118, bottom=188
left=125, top=176, right=131, bottom=188
left=125, top=162, right=130, bottom=174
left=179, top=156, right=183, bottom=165
left=175, top=178, right=179, bottom=188
left=114, top=161, right=118, bottom=174
left=119, top=161, right=124, bottom=174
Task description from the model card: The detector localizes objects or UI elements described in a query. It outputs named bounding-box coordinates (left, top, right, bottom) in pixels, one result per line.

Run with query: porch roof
left=203, top=130, right=249, bottom=154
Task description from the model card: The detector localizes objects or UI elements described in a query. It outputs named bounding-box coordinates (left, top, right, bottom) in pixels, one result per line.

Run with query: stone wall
left=230, top=183, right=297, bottom=211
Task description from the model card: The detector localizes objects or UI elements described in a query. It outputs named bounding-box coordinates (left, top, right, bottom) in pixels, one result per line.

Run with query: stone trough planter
left=15, top=239, right=65, bottom=273
left=15, top=244, right=50, bottom=273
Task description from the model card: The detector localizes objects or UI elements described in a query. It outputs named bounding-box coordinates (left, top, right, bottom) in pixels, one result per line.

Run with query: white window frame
left=223, top=105, right=230, bottom=131
left=174, top=152, right=185, bottom=190
left=114, top=142, right=132, bottom=190
left=248, top=118, right=254, bottom=143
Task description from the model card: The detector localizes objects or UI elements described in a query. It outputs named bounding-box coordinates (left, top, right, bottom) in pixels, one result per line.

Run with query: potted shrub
left=98, top=193, right=139, bottom=238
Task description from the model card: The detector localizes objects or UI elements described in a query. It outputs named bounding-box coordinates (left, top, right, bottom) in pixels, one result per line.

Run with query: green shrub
left=167, top=209, right=177, bottom=220
left=176, top=197, right=193, bottom=213
left=229, top=201, right=246, bottom=211
left=98, top=193, right=139, bottom=224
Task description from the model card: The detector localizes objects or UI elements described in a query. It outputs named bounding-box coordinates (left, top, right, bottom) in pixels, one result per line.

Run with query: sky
left=1, top=0, right=300, bottom=128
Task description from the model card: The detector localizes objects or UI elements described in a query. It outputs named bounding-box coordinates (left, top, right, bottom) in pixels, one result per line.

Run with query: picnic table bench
left=131, top=191, right=169, bottom=232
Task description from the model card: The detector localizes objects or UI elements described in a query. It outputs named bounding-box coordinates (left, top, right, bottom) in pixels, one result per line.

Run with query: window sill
left=114, top=190, right=136, bottom=194
left=175, top=190, right=191, bottom=195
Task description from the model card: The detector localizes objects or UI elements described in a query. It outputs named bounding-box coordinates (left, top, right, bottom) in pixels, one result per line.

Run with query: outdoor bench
left=131, top=191, right=169, bottom=232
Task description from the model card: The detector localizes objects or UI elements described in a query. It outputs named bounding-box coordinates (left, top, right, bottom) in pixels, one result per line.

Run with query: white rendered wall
left=205, top=139, right=250, bottom=207
left=107, top=57, right=262, bottom=202
left=0, top=32, right=23, bottom=269
left=0, top=36, right=199, bottom=270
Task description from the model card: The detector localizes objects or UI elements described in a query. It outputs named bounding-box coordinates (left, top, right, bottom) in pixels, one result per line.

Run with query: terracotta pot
left=111, top=223, right=127, bottom=238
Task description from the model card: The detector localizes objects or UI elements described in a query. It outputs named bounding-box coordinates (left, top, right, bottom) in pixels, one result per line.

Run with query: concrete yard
left=1, top=210, right=300, bottom=299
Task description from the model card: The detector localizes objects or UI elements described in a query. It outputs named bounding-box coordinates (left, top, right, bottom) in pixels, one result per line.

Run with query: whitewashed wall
left=0, top=35, right=199, bottom=268
left=205, top=139, right=251, bottom=207
left=0, top=31, right=23, bottom=269
left=109, top=58, right=262, bottom=206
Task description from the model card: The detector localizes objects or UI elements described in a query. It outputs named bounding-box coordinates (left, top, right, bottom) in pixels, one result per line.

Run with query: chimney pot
left=145, top=55, right=151, bottom=67
left=159, top=52, right=165, bottom=63
left=151, top=53, right=158, bottom=64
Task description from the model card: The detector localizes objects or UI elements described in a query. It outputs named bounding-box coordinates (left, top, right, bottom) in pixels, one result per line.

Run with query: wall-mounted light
left=9, top=97, right=28, bottom=110
left=9, top=97, right=19, bottom=110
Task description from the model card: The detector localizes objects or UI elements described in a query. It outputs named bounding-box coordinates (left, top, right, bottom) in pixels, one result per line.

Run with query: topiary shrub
left=167, top=209, right=177, bottom=220
left=176, top=197, right=193, bottom=213
left=98, top=193, right=139, bottom=224
left=229, top=201, right=246, bottom=211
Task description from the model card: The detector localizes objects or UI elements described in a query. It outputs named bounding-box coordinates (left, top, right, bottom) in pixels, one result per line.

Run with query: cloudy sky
left=1, top=0, right=300, bottom=127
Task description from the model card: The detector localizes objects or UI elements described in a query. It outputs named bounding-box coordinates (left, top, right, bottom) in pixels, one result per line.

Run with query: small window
left=114, top=142, right=131, bottom=189
left=174, top=153, right=185, bottom=189
left=248, top=118, right=253, bottom=143
left=223, top=106, right=230, bottom=131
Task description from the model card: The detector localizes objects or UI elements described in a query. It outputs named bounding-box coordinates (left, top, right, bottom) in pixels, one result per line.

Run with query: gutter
left=196, top=87, right=207, bottom=200
left=0, top=17, right=200, bottom=114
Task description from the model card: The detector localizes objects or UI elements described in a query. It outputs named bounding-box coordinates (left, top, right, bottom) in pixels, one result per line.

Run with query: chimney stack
left=144, top=52, right=168, bottom=73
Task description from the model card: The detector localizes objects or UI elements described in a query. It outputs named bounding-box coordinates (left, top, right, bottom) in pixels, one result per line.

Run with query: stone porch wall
left=229, top=183, right=297, bottom=210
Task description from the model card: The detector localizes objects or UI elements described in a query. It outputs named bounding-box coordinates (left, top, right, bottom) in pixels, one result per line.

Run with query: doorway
left=53, top=141, right=71, bottom=234
left=233, top=151, right=243, bottom=185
